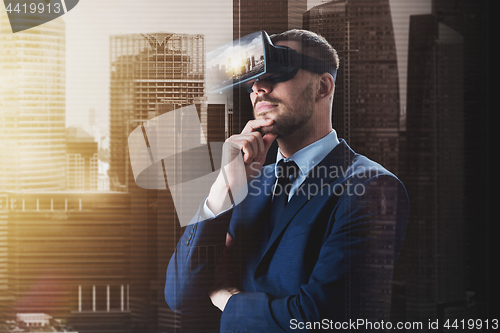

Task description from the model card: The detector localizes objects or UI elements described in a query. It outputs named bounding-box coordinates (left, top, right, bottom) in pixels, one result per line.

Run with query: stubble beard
left=253, top=81, right=315, bottom=139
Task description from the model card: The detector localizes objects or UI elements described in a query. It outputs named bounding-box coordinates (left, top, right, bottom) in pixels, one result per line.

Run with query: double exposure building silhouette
left=108, top=32, right=212, bottom=332
left=304, top=0, right=401, bottom=174
left=233, top=0, right=307, bottom=40
left=111, top=1, right=479, bottom=330
left=0, top=192, right=132, bottom=333
left=401, top=13, right=471, bottom=324
left=0, top=10, right=70, bottom=322
left=108, top=33, right=206, bottom=192
left=66, top=127, right=99, bottom=191
left=0, top=11, right=67, bottom=192
left=0, top=11, right=123, bottom=331
left=302, top=0, right=403, bottom=320
left=0, top=0, right=477, bottom=331
left=304, top=1, right=472, bottom=325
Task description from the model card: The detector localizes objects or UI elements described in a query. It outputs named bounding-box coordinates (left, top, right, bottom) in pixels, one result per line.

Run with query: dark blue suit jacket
left=165, top=140, right=409, bottom=332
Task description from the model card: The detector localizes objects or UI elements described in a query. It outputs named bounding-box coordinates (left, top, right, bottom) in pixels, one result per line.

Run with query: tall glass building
left=303, top=0, right=403, bottom=320
left=304, top=0, right=401, bottom=174
left=0, top=10, right=66, bottom=191
left=402, top=14, right=466, bottom=322
left=108, top=33, right=206, bottom=191
left=108, top=32, right=207, bottom=332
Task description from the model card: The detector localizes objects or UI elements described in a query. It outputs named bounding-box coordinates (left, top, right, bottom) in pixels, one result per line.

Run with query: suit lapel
left=258, top=140, right=355, bottom=264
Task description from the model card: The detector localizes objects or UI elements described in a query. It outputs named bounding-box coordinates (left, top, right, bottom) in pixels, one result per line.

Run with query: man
left=165, top=29, right=409, bottom=332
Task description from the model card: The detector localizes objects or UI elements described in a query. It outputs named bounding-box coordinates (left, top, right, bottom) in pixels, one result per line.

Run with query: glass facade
left=0, top=11, right=66, bottom=191
left=108, top=33, right=206, bottom=191
left=304, top=0, right=401, bottom=174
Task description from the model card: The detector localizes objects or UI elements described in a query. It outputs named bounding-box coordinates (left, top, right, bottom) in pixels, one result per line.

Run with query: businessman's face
left=250, top=41, right=317, bottom=139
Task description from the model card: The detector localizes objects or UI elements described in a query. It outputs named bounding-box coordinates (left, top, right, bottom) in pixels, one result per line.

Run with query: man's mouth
left=255, top=101, right=278, bottom=115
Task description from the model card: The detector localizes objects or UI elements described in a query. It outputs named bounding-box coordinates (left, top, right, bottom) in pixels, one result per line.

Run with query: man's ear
left=316, top=73, right=335, bottom=101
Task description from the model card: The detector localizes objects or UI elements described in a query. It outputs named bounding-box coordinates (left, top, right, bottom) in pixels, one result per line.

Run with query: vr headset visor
left=207, top=31, right=337, bottom=94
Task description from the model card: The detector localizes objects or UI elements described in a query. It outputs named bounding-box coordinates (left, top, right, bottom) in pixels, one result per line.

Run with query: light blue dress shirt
left=274, top=129, right=339, bottom=201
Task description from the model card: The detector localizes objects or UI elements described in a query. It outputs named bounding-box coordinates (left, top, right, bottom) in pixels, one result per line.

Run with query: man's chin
left=258, top=125, right=277, bottom=136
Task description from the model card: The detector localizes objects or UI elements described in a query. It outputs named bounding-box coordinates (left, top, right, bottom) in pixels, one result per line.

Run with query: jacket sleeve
left=220, top=174, right=409, bottom=332
left=164, top=203, right=233, bottom=314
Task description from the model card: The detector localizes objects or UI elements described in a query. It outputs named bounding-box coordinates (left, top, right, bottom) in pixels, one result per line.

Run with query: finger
left=227, top=135, right=255, bottom=163
left=250, top=131, right=266, bottom=158
left=237, top=133, right=263, bottom=164
left=239, top=138, right=255, bottom=163
left=243, top=131, right=268, bottom=161
left=241, top=118, right=274, bottom=134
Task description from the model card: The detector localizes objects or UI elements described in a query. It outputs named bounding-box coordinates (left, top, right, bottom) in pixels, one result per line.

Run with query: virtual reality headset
left=207, top=31, right=337, bottom=94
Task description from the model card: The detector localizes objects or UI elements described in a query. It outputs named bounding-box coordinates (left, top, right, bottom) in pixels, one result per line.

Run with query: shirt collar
left=275, top=129, right=340, bottom=178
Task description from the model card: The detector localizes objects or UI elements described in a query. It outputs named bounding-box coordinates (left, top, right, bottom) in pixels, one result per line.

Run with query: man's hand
left=231, top=118, right=277, bottom=181
left=209, top=286, right=240, bottom=312
left=209, top=233, right=240, bottom=312
left=206, top=119, right=277, bottom=215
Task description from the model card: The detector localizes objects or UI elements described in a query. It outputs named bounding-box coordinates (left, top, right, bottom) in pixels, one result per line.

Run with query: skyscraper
left=108, top=32, right=207, bottom=332
left=65, top=127, right=99, bottom=191
left=431, top=0, right=489, bottom=316
left=233, top=0, right=307, bottom=40
left=402, top=14, right=466, bottom=323
left=303, top=0, right=405, bottom=319
left=108, top=33, right=206, bottom=191
left=304, top=0, right=401, bottom=174
left=0, top=10, right=66, bottom=191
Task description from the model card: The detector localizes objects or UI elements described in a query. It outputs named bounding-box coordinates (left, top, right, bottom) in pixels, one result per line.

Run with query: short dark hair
left=270, top=29, right=339, bottom=72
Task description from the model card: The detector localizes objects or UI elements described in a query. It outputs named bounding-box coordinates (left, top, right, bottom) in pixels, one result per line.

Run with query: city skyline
left=50, top=0, right=431, bottom=132
left=63, top=0, right=233, bottom=131
left=0, top=0, right=489, bottom=332
left=0, top=0, right=433, bottom=136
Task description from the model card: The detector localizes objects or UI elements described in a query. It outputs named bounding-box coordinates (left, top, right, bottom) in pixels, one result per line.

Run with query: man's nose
left=251, top=79, right=273, bottom=95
